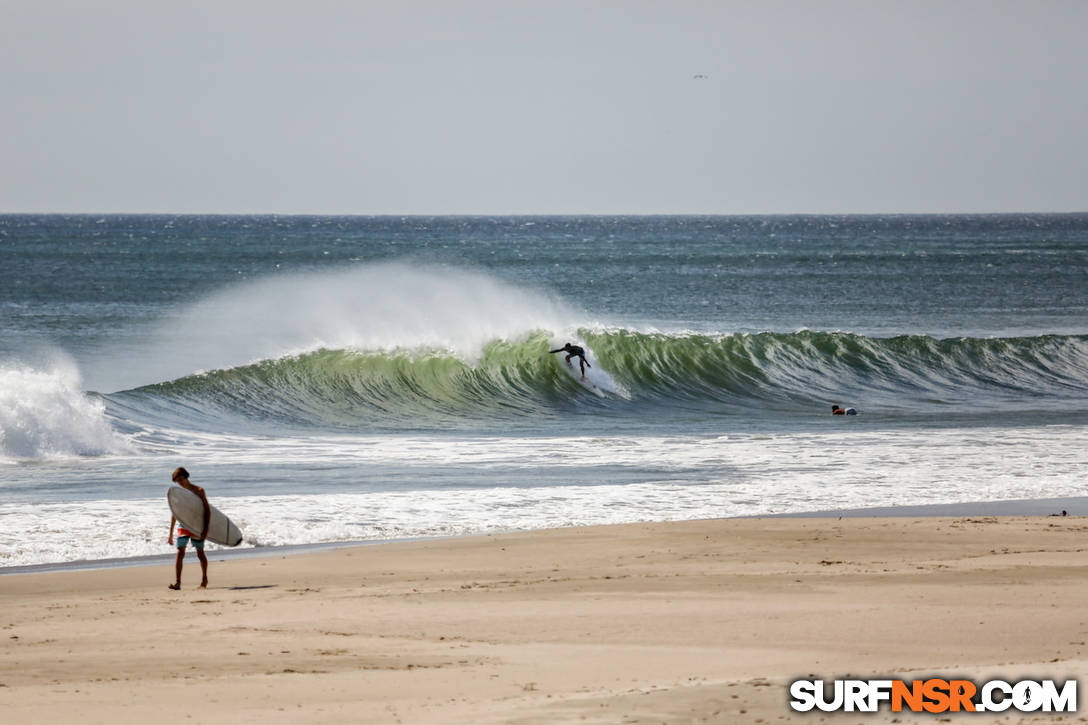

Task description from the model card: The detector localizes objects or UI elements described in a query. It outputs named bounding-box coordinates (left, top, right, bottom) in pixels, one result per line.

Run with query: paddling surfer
left=167, top=467, right=210, bottom=590
left=549, top=342, right=591, bottom=379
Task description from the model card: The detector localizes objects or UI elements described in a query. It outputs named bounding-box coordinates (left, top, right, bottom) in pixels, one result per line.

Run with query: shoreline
left=0, top=538, right=422, bottom=577
left=767, top=494, right=1087, bottom=519
left=5, top=494, right=1086, bottom=577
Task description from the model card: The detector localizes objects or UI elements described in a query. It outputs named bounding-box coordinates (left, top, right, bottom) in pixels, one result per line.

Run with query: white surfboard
left=167, top=486, right=243, bottom=547
left=560, top=356, right=606, bottom=396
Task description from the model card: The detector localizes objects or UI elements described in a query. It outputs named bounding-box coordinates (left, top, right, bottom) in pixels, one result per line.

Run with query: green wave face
left=580, top=329, right=1088, bottom=410
left=131, top=332, right=581, bottom=428
left=119, top=330, right=1088, bottom=429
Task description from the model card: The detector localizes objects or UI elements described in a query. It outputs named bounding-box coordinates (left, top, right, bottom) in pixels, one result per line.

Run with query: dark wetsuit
left=549, top=344, right=591, bottom=376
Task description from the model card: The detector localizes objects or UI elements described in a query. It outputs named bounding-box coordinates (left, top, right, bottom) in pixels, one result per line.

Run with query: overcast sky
left=1, top=1, right=1085, bottom=214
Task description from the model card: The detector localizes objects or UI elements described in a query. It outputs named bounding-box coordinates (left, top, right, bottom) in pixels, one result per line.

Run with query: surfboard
left=560, top=358, right=605, bottom=396
left=167, top=486, right=243, bottom=547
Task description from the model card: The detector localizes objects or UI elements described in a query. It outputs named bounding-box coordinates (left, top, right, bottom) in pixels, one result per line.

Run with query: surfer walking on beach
left=168, top=467, right=209, bottom=590
left=549, top=342, right=592, bottom=379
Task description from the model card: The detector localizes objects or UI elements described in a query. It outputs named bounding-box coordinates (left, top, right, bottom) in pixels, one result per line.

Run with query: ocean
left=2, top=214, right=1086, bottom=568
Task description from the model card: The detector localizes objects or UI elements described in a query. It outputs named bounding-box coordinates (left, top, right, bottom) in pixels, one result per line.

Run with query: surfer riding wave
left=550, top=342, right=591, bottom=379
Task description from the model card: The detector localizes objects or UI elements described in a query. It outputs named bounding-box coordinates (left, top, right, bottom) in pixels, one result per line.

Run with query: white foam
left=5, top=424, right=1087, bottom=568
left=0, top=359, right=133, bottom=462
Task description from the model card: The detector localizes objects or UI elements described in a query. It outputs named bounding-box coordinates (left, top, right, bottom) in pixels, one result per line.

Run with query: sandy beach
left=3, top=516, right=1087, bottom=724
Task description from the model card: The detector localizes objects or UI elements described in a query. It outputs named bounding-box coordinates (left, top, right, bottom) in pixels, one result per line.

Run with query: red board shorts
left=176, top=535, right=205, bottom=550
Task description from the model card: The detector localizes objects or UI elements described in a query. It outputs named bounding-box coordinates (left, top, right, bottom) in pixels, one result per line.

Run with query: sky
left=1, top=1, right=1086, bottom=215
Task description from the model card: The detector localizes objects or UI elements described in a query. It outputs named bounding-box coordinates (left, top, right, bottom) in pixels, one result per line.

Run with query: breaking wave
left=0, top=359, right=133, bottom=461
left=107, top=330, right=1088, bottom=430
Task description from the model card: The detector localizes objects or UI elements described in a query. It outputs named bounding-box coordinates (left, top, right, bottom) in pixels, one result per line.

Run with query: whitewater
left=2, top=214, right=1086, bottom=568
